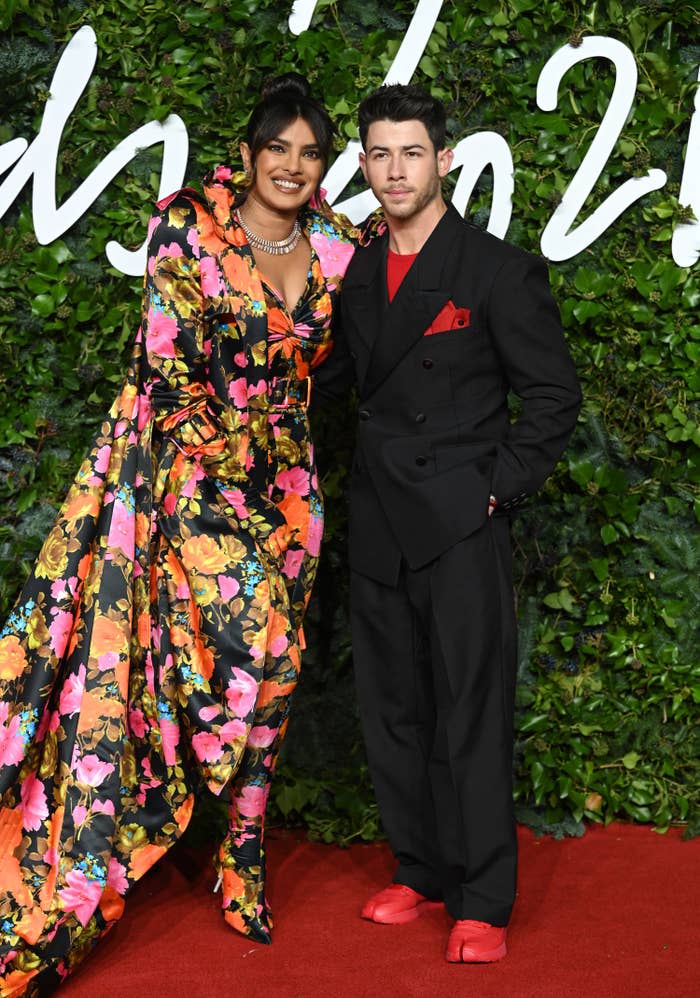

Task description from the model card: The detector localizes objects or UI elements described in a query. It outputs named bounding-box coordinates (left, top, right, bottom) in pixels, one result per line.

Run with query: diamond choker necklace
left=234, top=207, right=302, bottom=255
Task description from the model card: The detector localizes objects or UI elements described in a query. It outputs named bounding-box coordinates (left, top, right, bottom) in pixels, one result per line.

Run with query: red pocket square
left=425, top=301, right=471, bottom=335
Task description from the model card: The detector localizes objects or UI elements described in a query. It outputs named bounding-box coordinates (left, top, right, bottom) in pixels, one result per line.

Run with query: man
left=315, top=84, right=581, bottom=962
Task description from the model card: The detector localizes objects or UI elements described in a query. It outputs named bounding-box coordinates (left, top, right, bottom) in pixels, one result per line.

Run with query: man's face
left=359, top=119, right=452, bottom=221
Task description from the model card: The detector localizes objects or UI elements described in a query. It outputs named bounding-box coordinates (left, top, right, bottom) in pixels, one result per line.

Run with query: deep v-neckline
left=259, top=261, right=314, bottom=318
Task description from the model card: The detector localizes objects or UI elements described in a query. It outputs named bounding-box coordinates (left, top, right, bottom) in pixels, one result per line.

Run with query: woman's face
left=241, top=116, right=324, bottom=216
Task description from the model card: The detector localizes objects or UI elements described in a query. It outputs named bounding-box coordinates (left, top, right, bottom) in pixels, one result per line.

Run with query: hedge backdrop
left=1, top=0, right=698, bottom=844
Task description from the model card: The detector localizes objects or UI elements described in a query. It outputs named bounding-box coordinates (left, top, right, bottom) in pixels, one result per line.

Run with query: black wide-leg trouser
left=350, top=516, right=518, bottom=926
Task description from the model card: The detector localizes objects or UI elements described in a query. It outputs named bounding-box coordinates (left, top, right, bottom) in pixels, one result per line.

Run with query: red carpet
left=61, top=824, right=697, bottom=998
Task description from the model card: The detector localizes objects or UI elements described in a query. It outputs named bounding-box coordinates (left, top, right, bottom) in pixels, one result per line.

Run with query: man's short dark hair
left=358, top=84, right=447, bottom=152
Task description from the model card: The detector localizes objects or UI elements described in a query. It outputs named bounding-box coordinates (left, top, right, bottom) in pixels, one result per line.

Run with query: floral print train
left=0, top=167, right=355, bottom=996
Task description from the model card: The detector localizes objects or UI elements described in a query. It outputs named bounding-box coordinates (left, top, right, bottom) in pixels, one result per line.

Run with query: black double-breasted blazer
left=314, top=205, right=582, bottom=585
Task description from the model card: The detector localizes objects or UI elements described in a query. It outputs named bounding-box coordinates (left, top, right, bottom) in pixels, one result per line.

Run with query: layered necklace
left=234, top=207, right=302, bottom=255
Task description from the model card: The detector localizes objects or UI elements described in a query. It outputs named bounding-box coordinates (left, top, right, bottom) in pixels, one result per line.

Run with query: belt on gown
left=268, top=375, right=312, bottom=408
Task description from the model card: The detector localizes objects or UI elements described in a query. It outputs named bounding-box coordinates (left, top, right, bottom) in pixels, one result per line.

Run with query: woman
left=0, top=73, right=356, bottom=994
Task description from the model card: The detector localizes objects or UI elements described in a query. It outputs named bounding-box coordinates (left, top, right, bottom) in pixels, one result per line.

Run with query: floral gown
left=0, top=167, right=355, bottom=996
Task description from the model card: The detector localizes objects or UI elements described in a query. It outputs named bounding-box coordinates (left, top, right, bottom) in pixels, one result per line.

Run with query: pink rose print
left=20, top=773, right=48, bottom=831
left=186, top=226, right=201, bottom=258
left=236, top=784, right=269, bottom=818
left=107, top=857, right=128, bottom=895
left=198, top=705, right=220, bottom=723
left=145, top=306, right=178, bottom=358
left=72, top=804, right=88, bottom=827
left=128, top=706, right=147, bottom=737
left=283, top=548, right=304, bottom=580
left=94, top=444, right=112, bottom=474
left=107, top=498, right=135, bottom=561
left=228, top=377, right=248, bottom=408
left=49, top=610, right=74, bottom=657
left=248, top=379, right=267, bottom=399
left=309, top=232, right=354, bottom=280
left=160, top=717, right=180, bottom=766
left=58, top=869, right=103, bottom=927
left=75, top=754, right=115, bottom=788
left=180, top=461, right=205, bottom=498
left=219, top=718, right=247, bottom=743
left=147, top=214, right=160, bottom=242
left=192, top=730, right=223, bottom=763
left=59, top=665, right=86, bottom=717
left=226, top=668, right=259, bottom=718
left=98, top=650, right=120, bottom=673
left=200, top=256, right=223, bottom=297
left=307, top=514, right=323, bottom=557
left=218, top=488, right=250, bottom=519
left=269, top=632, right=288, bottom=657
left=247, top=725, right=278, bottom=749
left=276, top=466, right=310, bottom=496
left=93, top=799, right=115, bottom=816
left=218, top=574, right=240, bottom=601
left=157, top=242, right=184, bottom=261
left=213, top=165, right=232, bottom=180
left=136, top=393, right=152, bottom=431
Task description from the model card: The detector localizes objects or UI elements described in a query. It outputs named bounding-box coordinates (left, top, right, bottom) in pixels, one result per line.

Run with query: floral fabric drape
left=0, top=168, right=355, bottom=996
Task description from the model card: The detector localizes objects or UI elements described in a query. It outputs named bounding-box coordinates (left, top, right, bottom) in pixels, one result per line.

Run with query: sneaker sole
left=362, top=900, right=443, bottom=925
left=446, top=942, right=507, bottom=963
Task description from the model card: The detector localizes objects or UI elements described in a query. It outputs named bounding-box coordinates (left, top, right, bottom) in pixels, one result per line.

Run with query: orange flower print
left=63, top=491, right=100, bottom=525
left=191, top=635, right=215, bottom=680
left=91, top=615, right=128, bottom=659
left=0, top=170, right=357, bottom=979
left=174, top=793, right=194, bottom=832
left=0, top=635, right=26, bottom=681
left=222, top=250, right=253, bottom=294
left=181, top=535, right=231, bottom=575
left=128, top=843, right=167, bottom=881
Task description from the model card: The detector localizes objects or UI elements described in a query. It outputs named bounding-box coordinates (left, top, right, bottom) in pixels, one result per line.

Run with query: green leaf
left=600, top=524, right=619, bottom=545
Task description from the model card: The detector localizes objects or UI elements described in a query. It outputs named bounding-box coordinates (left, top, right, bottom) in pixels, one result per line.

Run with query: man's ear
left=437, top=146, right=454, bottom=178
left=240, top=141, right=253, bottom=176
left=359, top=150, right=369, bottom=183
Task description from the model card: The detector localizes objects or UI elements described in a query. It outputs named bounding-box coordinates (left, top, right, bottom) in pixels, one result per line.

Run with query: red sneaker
left=361, top=884, right=442, bottom=924
left=446, top=919, right=507, bottom=962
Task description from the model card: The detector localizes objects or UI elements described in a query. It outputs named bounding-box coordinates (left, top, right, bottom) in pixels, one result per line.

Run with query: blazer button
left=415, top=455, right=427, bottom=467
left=422, top=358, right=434, bottom=369
left=359, top=409, right=371, bottom=421
left=415, top=412, right=426, bottom=423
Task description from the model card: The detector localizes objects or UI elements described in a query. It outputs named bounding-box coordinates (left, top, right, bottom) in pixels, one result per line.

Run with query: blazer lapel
left=361, top=206, right=463, bottom=399
left=342, top=235, right=386, bottom=349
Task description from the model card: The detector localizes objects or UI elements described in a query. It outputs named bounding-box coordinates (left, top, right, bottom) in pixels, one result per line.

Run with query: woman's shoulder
left=146, top=186, right=211, bottom=255
left=153, top=186, right=208, bottom=225
left=304, top=195, right=359, bottom=245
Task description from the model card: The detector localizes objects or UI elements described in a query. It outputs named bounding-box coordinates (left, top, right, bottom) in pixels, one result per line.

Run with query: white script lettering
left=0, top=26, right=188, bottom=276
left=1, top=10, right=697, bottom=273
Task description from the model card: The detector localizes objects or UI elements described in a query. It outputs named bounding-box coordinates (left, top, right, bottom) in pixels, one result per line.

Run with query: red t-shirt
left=387, top=249, right=418, bottom=302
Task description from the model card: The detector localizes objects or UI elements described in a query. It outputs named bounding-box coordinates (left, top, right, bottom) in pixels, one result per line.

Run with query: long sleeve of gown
left=142, top=198, right=287, bottom=544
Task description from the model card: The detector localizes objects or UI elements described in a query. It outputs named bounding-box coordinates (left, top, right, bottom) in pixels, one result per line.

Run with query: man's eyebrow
left=367, top=143, right=427, bottom=154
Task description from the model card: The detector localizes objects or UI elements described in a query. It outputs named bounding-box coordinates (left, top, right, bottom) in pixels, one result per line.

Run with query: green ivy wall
left=1, top=0, right=698, bottom=842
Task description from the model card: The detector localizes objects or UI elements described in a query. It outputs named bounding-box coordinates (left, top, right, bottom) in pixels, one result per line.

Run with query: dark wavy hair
left=358, top=83, right=447, bottom=153
left=245, top=72, right=336, bottom=175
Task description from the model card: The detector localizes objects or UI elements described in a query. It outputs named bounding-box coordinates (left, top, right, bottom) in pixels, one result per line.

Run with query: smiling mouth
left=273, top=178, right=303, bottom=191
